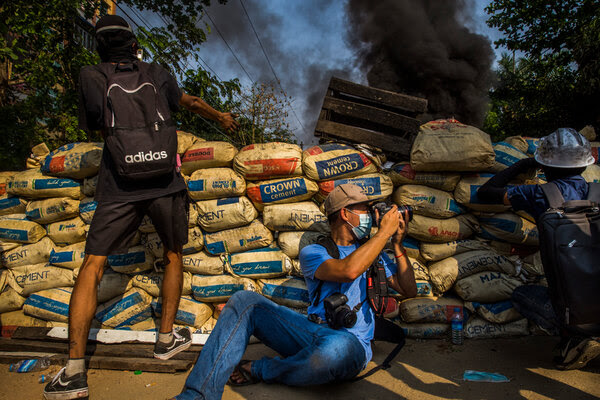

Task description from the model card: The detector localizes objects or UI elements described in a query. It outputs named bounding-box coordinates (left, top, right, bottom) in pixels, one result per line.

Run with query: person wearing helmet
left=478, top=128, right=599, bottom=370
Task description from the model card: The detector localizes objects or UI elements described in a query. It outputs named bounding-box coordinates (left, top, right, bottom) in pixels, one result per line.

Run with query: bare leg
left=159, top=248, right=183, bottom=333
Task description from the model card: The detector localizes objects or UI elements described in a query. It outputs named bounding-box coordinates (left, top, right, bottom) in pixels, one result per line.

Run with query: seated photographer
left=172, top=184, right=416, bottom=400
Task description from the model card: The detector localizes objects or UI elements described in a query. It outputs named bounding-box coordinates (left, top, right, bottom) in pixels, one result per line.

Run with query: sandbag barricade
left=233, top=142, right=303, bottom=180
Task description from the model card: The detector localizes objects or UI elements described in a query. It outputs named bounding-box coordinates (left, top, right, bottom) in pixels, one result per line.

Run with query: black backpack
left=98, top=61, right=177, bottom=180
left=538, top=182, right=600, bottom=330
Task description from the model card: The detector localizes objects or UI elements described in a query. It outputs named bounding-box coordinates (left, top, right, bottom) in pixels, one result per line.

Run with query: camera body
left=323, top=292, right=357, bottom=330
left=371, top=202, right=413, bottom=226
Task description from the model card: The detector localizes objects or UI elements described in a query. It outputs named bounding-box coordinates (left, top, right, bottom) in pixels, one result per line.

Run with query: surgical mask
left=346, top=209, right=372, bottom=240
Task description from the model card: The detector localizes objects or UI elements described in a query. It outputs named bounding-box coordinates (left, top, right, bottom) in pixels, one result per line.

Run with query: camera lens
left=343, top=310, right=357, bottom=328
left=397, top=205, right=413, bottom=222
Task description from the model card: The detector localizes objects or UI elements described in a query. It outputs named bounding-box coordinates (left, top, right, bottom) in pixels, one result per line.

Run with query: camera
left=323, top=293, right=357, bottom=329
left=371, top=202, right=413, bottom=226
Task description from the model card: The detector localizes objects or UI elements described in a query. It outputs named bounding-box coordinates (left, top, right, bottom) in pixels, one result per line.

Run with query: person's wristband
left=395, top=251, right=406, bottom=259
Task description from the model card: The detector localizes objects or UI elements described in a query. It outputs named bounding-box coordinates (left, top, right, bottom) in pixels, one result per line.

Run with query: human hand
left=218, top=112, right=240, bottom=133
left=391, top=208, right=408, bottom=245
left=377, top=205, right=400, bottom=239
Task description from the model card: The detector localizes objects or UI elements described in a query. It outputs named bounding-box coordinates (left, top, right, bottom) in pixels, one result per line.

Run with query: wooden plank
left=322, top=96, right=420, bottom=134
left=329, top=77, right=427, bottom=113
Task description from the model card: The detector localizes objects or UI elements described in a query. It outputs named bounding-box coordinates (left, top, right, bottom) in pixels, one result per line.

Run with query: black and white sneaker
left=153, top=327, right=193, bottom=360
left=43, top=367, right=89, bottom=400
left=555, top=337, right=600, bottom=370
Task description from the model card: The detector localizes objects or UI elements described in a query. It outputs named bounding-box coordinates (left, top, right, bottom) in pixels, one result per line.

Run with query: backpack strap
left=587, top=183, right=600, bottom=203
left=311, top=236, right=340, bottom=306
left=540, top=182, right=566, bottom=209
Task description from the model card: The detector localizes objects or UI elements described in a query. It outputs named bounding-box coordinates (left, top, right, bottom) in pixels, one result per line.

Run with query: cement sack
left=72, top=269, right=133, bottom=303
left=478, top=212, right=539, bottom=246
left=191, top=275, right=257, bottom=302
left=521, top=252, right=545, bottom=277
left=246, top=177, right=318, bottom=209
left=393, top=185, right=464, bottom=218
left=465, top=317, right=529, bottom=339
left=226, top=247, right=292, bottom=279
left=188, top=201, right=199, bottom=227
left=315, top=173, right=393, bottom=203
left=46, top=216, right=87, bottom=246
left=0, top=310, right=48, bottom=328
left=523, top=137, right=539, bottom=155
left=41, top=142, right=103, bottom=179
left=183, top=226, right=204, bottom=255
left=0, top=287, right=26, bottom=313
left=204, top=220, right=273, bottom=255
left=302, top=143, right=377, bottom=181
left=177, top=130, right=201, bottom=154
left=152, top=296, right=212, bottom=328
left=132, top=271, right=192, bottom=297
left=262, top=201, right=328, bottom=232
left=0, top=239, right=19, bottom=252
left=23, top=287, right=72, bottom=322
left=453, top=271, right=524, bottom=302
left=258, top=276, right=310, bottom=308
left=582, top=164, right=600, bottom=183
left=200, top=317, right=217, bottom=334
left=107, top=245, right=154, bottom=274
left=180, top=141, right=238, bottom=175
left=388, top=163, right=460, bottom=191
left=182, top=251, right=224, bottom=275
left=580, top=125, right=597, bottom=141
left=83, top=175, right=97, bottom=197
left=7, top=169, right=82, bottom=199
left=502, top=136, right=530, bottom=154
left=11, top=263, right=75, bottom=296
left=420, top=239, right=491, bottom=263
left=407, top=214, right=479, bottom=243
left=195, top=196, right=258, bottom=232
left=0, top=172, right=17, bottom=196
left=399, top=296, right=464, bottom=323
left=1, top=236, right=54, bottom=268
left=78, top=197, right=97, bottom=224
left=138, top=215, right=156, bottom=233
left=233, top=142, right=303, bottom=180
left=428, top=250, right=516, bottom=294
left=187, top=168, right=246, bottom=200
left=410, top=119, right=495, bottom=172
left=464, top=300, right=522, bottom=324
left=490, top=142, right=530, bottom=172
left=25, top=197, right=79, bottom=224
left=95, top=287, right=153, bottom=328
left=0, top=214, right=46, bottom=243
left=291, top=259, right=303, bottom=277
left=383, top=248, right=428, bottom=280
left=0, top=196, right=27, bottom=216
left=390, top=280, right=433, bottom=298
left=277, top=231, right=322, bottom=258
left=453, top=174, right=511, bottom=212
left=397, top=322, right=449, bottom=339
left=113, top=317, right=158, bottom=331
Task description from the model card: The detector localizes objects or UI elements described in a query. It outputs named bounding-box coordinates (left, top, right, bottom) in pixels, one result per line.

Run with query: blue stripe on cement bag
left=191, top=275, right=257, bottom=302
left=0, top=215, right=46, bottom=243
left=302, top=144, right=377, bottom=181
left=258, top=276, right=309, bottom=308
left=107, top=246, right=154, bottom=274
left=23, top=287, right=72, bottom=323
left=79, top=197, right=97, bottom=224
left=478, top=213, right=539, bottom=246
left=151, top=296, right=212, bottom=328
left=453, top=174, right=513, bottom=212
left=524, top=138, right=539, bottom=155
left=464, top=299, right=522, bottom=324
left=94, top=287, right=153, bottom=328
left=41, top=142, right=103, bottom=179
left=493, top=142, right=527, bottom=169
left=226, top=247, right=292, bottom=278
left=204, top=220, right=273, bottom=255
left=393, top=184, right=464, bottom=218
left=7, top=170, right=82, bottom=199
left=0, top=197, right=26, bottom=216
left=246, top=177, right=318, bottom=207
left=48, top=241, right=86, bottom=270
left=316, top=174, right=393, bottom=202
left=187, top=168, right=246, bottom=201
left=402, top=236, right=421, bottom=259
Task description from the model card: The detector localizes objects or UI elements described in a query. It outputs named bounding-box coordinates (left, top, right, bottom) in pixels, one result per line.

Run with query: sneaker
left=43, top=367, right=89, bottom=400
left=555, top=337, right=600, bottom=370
left=153, top=327, right=192, bottom=360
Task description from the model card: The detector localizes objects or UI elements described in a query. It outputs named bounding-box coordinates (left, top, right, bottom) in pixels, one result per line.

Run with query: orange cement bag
left=180, top=141, right=238, bottom=175
left=41, top=142, right=103, bottom=179
left=233, top=142, right=303, bottom=180
left=407, top=214, right=479, bottom=243
left=393, top=184, right=464, bottom=218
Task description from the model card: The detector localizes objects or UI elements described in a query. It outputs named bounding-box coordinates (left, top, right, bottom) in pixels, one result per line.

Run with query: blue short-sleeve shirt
left=298, top=243, right=396, bottom=366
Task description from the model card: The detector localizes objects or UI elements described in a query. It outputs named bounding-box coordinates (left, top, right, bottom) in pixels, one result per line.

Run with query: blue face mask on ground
left=346, top=209, right=372, bottom=240
left=463, top=370, right=510, bottom=383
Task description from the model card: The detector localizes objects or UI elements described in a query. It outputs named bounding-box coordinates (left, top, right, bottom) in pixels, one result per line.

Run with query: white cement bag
left=25, top=197, right=79, bottom=224
left=195, top=196, right=258, bottom=232
left=95, top=287, right=153, bottom=328
left=7, top=169, right=82, bottom=199
left=191, top=275, right=257, bottom=302
left=0, top=214, right=46, bottom=243
left=399, top=296, right=464, bottom=323
left=582, top=164, right=600, bottom=183
left=0, top=239, right=19, bottom=252
left=478, top=212, right=539, bottom=245
left=23, top=287, right=72, bottom=322
left=107, top=245, right=154, bottom=274
left=177, top=130, right=201, bottom=155
left=0, top=287, right=26, bottom=313
left=183, top=226, right=204, bottom=255
left=180, top=141, right=238, bottom=175
left=302, top=143, right=377, bottom=181
left=464, top=300, right=522, bottom=324
left=46, top=216, right=87, bottom=245
left=277, top=231, right=322, bottom=258
left=408, top=214, right=479, bottom=243
left=41, top=142, right=103, bottom=179
left=263, top=201, right=328, bottom=232
left=204, top=220, right=273, bottom=255
left=49, top=241, right=85, bottom=269
left=72, top=268, right=133, bottom=303
left=388, top=163, right=460, bottom=191
left=246, top=177, right=318, bottom=209
left=11, top=263, right=75, bottom=296
left=152, top=296, right=212, bottom=328
left=182, top=251, right=224, bottom=275
left=465, top=317, right=529, bottom=339
left=78, top=197, right=97, bottom=224
left=1, top=237, right=54, bottom=269
left=187, top=168, right=246, bottom=200
left=502, top=136, right=530, bottom=154
left=132, top=270, right=192, bottom=297
left=233, top=142, right=303, bottom=180
left=258, top=277, right=310, bottom=308
left=226, top=247, right=292, bottom=279
left=188, top=201, right=199, bottom=227
left=83, top=175, right=97, bottom=197
left=315, top=174, right=393, bottom=203
left=454, top=271, right=524, bottom=302
left=0, top=196, right=27, bottom=216
left=0, top=310, right=48, bottom=328
left=453, top=174, right=512, bottom=212
left=420, top=239, right=491, bottom=262
left=397, top=322, right=450, bottom=339
left=393, top=185, right=464, bottom=218
left=410, top=119, right=495, bottom=172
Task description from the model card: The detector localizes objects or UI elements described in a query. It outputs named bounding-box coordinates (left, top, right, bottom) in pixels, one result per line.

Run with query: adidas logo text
left=125, top=151, right=168, bottom=163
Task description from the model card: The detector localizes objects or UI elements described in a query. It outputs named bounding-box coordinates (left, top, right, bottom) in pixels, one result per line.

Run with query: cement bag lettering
left=410, top=119, right=495, bottom=172
left=316, top=174, right=393, bottom=203
left=177, top=130, right=201, bottom=155
left=0, top=196, right=27, bottom=216
left=277, top=231, right=322, bottom=258
left=187, top=168, right=246, bottom=200
left=7, top=169, right=82, bottom=199
left=428, top=250, right=516, bottom=294
left=26, top=197, right=79, bottom=224
left=453, top=271, right=523, bottom=302
left=182, top=251, right=224, bottom=275
left=204, top=220, right=273, bottom=255
left=502, top=136, right=529, bottom=154
left=132, top=271, right=192, bottom=297
left=388, top=163, right=461, bottom=191
left=582, top=164, right=600, bottom=183
left=2, top=237, right=54, bottom=269
left=0, top=310, right=48, bottom=328
left=181, top=141, right=238, bottom=175
left=302, top=143, right=377, bottom=181
left=41, top=142, right=103, bottom=179
left=83, top=175, right=97, bottom=197
left=390, top=280, right=433, bottom=298
left=226, top=247, right=292, bottom=279
left=420, top=239, right=491, bottom=262
left=453, top=174, right=512, bottom=212
left=0, top=287, right=26, bottom=313
left=188, top=201, right=199, bottom=227
left=407, top=214, right=479, bottom=243
left=262, top=201, right=328, bottom=232
left=393, top=184, right=464, bottom=218
left=465, top=317, right=528, bottom=339
left=108, top=245, right=154, bottom=274
left=399, top=296, right=464, bottom=323
left=195, top=196, right=258, bottom=232
left=490, top=142, right=530, bottom=172
left=71, top=269, right=133, bottom=303
left=233, top=142, right=303, bottom=180
left=23, top=287, right=72, bottom=322
left=11, top=263, right=75, bottom=296
left=478, top=212, right=539, bottom=245
left=78, top=197, right=97, bottom=224
left=246, top=177, right=318, bottom=208
left=258, top=276, right=310, bottom=308
left=46, top=216, right=87, bottom=245
left=464, top=300, right=522, bottom=324
left=0, top=214, right=46, bottom=243
left=191, top=275, right=256, bottom=302
left=94, top=287, right=153, bottom=328
left=397, top=322, right=449, bottom=339
left=0, top=172, right=17, bottom=196
left=152, top=296, right=212, bottom=328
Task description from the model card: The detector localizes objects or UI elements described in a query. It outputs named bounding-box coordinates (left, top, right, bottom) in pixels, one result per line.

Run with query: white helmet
left=534, top=128, right=595, bottom=168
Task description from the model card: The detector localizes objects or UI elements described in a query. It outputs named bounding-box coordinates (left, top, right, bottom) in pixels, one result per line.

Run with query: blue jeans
left=176, top=290, right=367, bottom=400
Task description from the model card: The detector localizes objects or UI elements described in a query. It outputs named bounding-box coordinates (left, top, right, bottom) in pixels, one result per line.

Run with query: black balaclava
left=95, top=15, right=138, bottom=63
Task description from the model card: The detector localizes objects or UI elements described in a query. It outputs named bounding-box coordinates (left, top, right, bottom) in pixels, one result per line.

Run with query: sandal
left=227, top=359, right=260, bottom=386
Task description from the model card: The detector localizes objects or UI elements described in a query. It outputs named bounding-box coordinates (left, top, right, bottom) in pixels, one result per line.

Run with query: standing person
left=44, top=15, right=238, bottom=400
left=477, top=128, right=600, bottom=370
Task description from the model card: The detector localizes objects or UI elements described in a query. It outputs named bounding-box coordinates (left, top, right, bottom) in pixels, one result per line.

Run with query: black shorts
left=85, top=190, right=189, bottom=256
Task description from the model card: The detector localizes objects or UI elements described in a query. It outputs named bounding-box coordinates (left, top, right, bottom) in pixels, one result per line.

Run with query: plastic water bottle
left=451, top=307, right=464, bottom=345
left=9, top=357, right=51, bottom=373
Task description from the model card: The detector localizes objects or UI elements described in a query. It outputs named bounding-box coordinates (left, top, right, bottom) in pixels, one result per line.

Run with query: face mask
left=346, top=209, right=372, bottom=240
